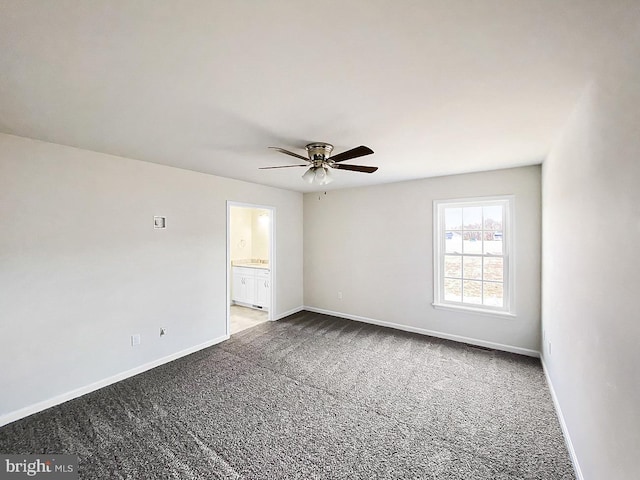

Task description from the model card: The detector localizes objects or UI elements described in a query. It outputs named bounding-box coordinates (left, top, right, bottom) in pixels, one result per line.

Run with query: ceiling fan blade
left=333, top=164, right=378, bottom=173
left=330, top=145, right=374, bottom=163
left=259, top=164, right=308, bottom=169
left=268, top=146, right=309, bottom=161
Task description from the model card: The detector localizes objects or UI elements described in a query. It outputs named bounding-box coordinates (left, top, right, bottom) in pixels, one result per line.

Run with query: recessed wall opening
left=227, top=202, right=275, bottom=335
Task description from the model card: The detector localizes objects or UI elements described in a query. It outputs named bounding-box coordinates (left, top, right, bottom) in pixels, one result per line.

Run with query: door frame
left=226, top=201, right=276, bottom=336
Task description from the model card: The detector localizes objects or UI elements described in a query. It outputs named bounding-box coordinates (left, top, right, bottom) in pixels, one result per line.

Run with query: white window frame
left=433, top=195, right=515, bottom=317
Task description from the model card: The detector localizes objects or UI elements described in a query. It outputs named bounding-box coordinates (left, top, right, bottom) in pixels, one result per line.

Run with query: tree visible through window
left=434, top=197, right=514, bottom=314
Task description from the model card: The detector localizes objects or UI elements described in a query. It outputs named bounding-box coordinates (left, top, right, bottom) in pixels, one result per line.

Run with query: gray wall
left=304, top=166, right=541, bottom=354
left=0, top=134, right=303, bottom=422
left=541, top=51, right=640, bottom=479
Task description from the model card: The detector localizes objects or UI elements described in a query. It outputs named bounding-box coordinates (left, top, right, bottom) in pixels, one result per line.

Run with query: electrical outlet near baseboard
left=337, top=291, right=343, bottom=300
left=131, top=334, right=141, bottom=346
left=160, top=327, right=167, bottom=337
left=547, top=340, right=552, bottom=355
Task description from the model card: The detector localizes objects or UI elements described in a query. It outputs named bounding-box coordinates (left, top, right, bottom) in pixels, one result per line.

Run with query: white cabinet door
left=232, top=273, right=247, bottom=303
left=255, top=278, right=269, bottom=309
left=232, top=273, right=256, bottom=304
left=244, top=276, right=257, bottom=304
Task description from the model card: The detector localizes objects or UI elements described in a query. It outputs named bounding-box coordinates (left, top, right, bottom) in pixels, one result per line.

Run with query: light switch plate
left=154, top=216, right=166, bottom=229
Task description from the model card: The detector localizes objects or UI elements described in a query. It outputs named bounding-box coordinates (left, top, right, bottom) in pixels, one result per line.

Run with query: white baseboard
left=272, top=306, right=304, bottom=321
left=0, top=334, right=229, bottom=428
left=304, top=306, right=540, bottom=358
left=540, top=356, right=584, bottom=480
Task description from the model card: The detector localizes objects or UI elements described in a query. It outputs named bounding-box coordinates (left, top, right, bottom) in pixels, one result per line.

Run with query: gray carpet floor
left=0, top=311, right=575, bottom=479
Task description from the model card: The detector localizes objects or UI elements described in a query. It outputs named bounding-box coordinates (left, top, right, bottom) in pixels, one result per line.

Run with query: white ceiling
left=1, top=1, right=638, bottom=192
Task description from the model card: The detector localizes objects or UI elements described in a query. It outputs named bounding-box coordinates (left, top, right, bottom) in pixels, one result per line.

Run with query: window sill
left=432, top=303, right=516, bottom=319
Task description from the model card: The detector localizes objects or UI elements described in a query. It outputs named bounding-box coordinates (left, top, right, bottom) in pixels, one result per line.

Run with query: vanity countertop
left=233, top=262, right=269, bottom=269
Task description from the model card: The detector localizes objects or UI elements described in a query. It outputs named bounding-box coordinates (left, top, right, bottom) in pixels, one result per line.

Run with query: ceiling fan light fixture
left=302, top=167, right=317, bottom=183
left=315, top=166, right=327, bottom=182
left=302, top=166, right=334, bottom=186
left=318, top=167, right=334, bottom=185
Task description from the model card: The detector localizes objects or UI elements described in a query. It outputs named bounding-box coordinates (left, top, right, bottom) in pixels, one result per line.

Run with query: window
left=433, top=196, right=514, bottom=316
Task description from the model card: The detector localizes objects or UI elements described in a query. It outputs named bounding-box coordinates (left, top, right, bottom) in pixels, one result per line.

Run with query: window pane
left=462, top=256, right=482, bottom=280
left=463, top=280, right=482, bottom=304
left=445, top=208, right=462, bottom=230
left=484, top=231, right=503, bottom=255
left=483, top=205, right=503, bottom=230
left=436, top=198, right=511, bottom=313
left=483, top=257, right=503, bottom=282
left=445, top=231, right=462, bottom=253
left=463, top=231, right=482, bottom=254
left=463, top=207, right=482, bottom=230
left=444, top=279, right=462, bottom=302
left=483, top=282, right=503, bottom=307
left=444, top=255, right=462, bottom=278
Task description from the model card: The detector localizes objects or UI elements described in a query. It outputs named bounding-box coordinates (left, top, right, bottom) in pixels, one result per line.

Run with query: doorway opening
left=227, top=202, right=275, bottom=335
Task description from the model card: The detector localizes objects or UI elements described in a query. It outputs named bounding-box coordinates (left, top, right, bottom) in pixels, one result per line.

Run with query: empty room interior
left=1, top=1, right=639, bottom=479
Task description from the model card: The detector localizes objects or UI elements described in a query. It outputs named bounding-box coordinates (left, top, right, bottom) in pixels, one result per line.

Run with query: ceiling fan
left=261, top=142, right=377, bottom=185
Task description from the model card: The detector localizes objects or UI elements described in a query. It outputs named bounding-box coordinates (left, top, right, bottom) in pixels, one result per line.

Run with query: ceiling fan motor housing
left=306, top=143, right=334, bottom=166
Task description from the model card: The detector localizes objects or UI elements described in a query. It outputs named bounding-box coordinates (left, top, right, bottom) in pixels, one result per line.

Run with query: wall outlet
left=131, top=334, right=141, bottom=346
left=337, top=291, right=343, bottom=300
left=160, top=327, right=167, bottom=337
left=547, top=340, right=552, bottom=355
